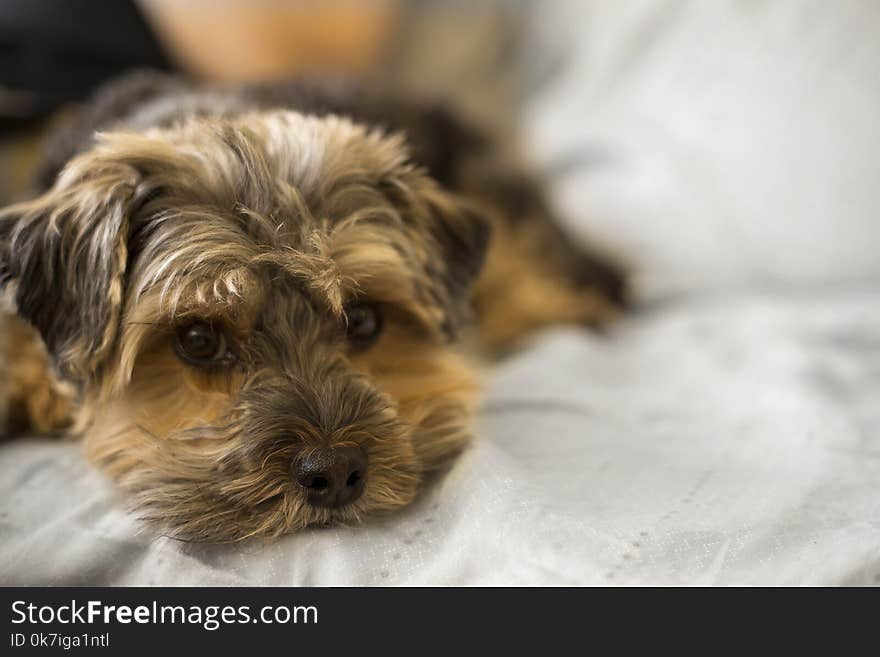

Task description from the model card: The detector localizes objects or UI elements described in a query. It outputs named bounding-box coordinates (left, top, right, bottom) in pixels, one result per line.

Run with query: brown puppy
left=0, top=72, right=625, bottom=542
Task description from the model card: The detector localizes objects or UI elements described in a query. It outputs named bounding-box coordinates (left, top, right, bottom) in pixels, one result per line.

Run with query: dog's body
left=1, top=71, right=624, bottom=541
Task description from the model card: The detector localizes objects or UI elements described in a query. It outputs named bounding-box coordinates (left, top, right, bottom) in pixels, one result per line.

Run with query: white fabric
left=522, top=0, right=880, bottom=300
left=2, top=290, right=879, bottom=585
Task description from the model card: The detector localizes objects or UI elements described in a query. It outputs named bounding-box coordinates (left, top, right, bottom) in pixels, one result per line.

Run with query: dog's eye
left=344, top=302, right=383, bottom=349
left=174, top=321, right=229, bottom=365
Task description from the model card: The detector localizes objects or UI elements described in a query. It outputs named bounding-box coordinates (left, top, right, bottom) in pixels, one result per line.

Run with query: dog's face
left=0, top=111, right=489, bottom=541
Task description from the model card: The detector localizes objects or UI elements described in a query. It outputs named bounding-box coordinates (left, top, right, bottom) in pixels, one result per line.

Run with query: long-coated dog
left=1, top=71, right=625, bottom=541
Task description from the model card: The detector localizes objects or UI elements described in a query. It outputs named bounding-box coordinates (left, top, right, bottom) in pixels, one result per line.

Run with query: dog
left=0, top=71, right=625, bottom=542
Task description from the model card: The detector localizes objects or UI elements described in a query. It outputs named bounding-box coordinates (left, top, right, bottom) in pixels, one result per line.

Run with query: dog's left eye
left=344, top=302, right=383, bottom=349
left=174, top=321, right=230, bottom=366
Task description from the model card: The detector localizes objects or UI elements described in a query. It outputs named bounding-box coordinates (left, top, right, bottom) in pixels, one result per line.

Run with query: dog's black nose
left=295, top=446, right=367, bottom=508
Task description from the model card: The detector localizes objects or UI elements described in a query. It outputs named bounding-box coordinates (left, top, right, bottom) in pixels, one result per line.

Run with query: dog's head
left=0, top=111, right=489, bottom=541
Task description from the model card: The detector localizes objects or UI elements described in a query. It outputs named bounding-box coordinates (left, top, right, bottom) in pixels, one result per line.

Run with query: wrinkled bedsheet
left=2, top=289, right=878, bottom=585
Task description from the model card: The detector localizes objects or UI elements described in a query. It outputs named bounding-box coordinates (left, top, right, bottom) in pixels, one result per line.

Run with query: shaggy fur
left=0, top=72, right=625, bottom=542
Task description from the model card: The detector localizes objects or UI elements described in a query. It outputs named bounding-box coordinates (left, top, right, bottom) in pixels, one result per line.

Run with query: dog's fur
left=1, top=72, right=625, bottom=542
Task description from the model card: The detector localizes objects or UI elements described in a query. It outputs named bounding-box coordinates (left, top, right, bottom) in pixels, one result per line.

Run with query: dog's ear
left=0, top=156, right=148, bottom=380
left=383, top=171, right=491, bottom=339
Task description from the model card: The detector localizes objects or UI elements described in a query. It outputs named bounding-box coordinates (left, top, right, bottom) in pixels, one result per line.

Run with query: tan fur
left=473, top=213, right=620, bottom=352
left=1, top=312, right=75, bottom=435
left=1, top=108, right=616, bottom=542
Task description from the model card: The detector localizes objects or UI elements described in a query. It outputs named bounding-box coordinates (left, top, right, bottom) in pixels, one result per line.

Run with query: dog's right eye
left=344, top=302, right=383, bottom=350
left=174, top=321, right=230, bottom=366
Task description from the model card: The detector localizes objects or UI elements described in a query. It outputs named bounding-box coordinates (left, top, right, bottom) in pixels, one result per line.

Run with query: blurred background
left=1, top=0, right=879, bottom=302
left=0, top=0, right=526, bottom=203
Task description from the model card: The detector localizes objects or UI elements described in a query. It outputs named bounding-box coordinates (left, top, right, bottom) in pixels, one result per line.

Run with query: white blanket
left=2, top=289, right=879, bottom=585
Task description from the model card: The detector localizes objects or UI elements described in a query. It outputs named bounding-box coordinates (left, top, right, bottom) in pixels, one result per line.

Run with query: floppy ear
left=385, top=171, right=491, bottom=339
left=0, top=157, right=146, bottom=380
